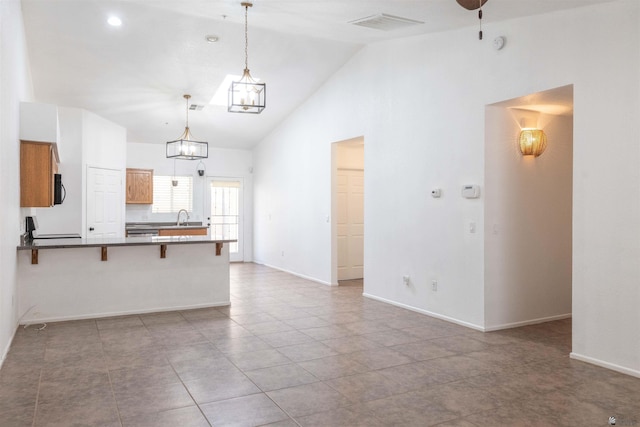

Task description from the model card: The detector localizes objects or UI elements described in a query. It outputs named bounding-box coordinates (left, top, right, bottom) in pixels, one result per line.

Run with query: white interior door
left=206, top=178, right=243, bottom=262
left=337, top=169, right=364, bottom=280
left=87, top=167, right=122, bottom=238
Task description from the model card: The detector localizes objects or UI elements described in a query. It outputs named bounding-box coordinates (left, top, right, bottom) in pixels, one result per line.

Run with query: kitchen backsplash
left=125, top=204, right=203, bottom=223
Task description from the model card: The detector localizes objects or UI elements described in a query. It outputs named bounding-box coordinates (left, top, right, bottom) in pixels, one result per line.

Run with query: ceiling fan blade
left=456, top=0, right=488, bottom=11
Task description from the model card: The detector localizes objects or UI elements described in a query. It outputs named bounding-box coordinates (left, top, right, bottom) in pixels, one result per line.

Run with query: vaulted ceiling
left=21, top=0, right=615, bottom=149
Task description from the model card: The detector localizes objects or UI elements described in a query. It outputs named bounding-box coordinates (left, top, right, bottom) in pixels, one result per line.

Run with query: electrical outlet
left=432, top=280, right=438, bottom=292
left=403, top=275, right=410, bottom=286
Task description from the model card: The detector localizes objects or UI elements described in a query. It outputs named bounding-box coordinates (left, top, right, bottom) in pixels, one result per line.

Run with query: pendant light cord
left=185, top=95, right=189, bottom=129
left=478, top=0, right=483, bottom=40
left=244, top=3, right=250, bottom=71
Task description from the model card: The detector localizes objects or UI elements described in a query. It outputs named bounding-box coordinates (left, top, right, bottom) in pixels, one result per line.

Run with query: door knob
left=89, top=227, right=94, bottom=231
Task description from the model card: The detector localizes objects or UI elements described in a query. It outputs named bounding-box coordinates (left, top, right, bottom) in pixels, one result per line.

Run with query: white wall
left=126, top=143, right=254, bottom=261
left=83, top=109, right=127, bottom=237
left=35, top=108, right=127, bottom=237
left=0, top=0, right=34, bottom=364
left=484, top=105, right=573, bottom=330
left=34, top=107, right=83, bottom=235
left=253, top=1, right=640, bottom=375
left=83, top=109, right=127, bottom=170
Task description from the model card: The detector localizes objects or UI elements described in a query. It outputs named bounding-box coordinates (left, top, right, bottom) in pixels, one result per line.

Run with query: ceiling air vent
left=348, top=13, right=424, bottom=31
left=189, top=104, right=204, bottom=111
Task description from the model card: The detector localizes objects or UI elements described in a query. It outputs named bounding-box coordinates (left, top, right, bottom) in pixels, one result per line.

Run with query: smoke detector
left=349, top=13, right=424, bottom=31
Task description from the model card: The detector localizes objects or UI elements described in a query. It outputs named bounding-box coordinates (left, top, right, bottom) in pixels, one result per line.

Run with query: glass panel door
left=207, top=178, right=243, bottom=261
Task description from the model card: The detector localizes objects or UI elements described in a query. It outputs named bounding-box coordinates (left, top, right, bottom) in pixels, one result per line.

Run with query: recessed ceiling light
left=107, top=16, right=122, bottom=27
left=206, top=35, right=219, bottom=43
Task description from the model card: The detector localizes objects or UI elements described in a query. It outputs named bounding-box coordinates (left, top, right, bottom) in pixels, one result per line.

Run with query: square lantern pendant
left=166, top=138, right=208, bottom=160
left=228, top=2, right=266, bottom=114
left=228, top=69, right=266, bottom=114
left=166, top=94, right=209, bottom=160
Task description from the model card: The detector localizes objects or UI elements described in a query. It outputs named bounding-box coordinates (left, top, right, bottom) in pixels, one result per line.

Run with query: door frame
left=331, top=137, right=365, bottom=286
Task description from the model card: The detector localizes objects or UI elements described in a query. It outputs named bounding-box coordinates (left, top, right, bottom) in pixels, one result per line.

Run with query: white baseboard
left=253, top=261, right=334, bottom=286
left=362, top=293, right=484, bottom=331
left=18, top=301, right=231, bottom=325
left=483, top=313, right=572, bottom=332
left=570, top=352, right=640, bottom=379
left=0, top=326, right=19, bottom=371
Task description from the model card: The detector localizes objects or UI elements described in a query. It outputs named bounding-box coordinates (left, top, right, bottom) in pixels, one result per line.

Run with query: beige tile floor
left=1, top=263, right=639, bottom=426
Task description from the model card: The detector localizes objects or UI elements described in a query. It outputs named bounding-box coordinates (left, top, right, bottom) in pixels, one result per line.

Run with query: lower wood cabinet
left=158, top=228, right=208, bottom=237
left=20, top=141, right=58, bottom=207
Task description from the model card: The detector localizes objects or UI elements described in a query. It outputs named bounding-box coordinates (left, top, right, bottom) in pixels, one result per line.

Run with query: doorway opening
left=484, top=85, right=573, bottom=333
left=331, top=137, right=364, bottom=286
left=206, top=177, right=244, bottom=262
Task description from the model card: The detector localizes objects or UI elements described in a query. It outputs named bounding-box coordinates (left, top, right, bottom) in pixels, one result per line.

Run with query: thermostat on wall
left=461, top=185, right=481, bottom=199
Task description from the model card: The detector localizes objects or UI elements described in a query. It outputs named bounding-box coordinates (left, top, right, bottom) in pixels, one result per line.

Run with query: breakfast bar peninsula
left=17, top=235, right=234, bottom=324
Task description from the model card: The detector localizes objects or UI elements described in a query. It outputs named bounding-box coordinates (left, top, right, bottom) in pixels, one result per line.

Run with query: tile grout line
left=170, top=310, right=215, bottom=427
left=97, top=318, right=126, bottom=427
left=29, top=326, right=49, bottom=427
left=31, top=366, right=43, bottom=427
left=197, top=316, right=289, bottom=424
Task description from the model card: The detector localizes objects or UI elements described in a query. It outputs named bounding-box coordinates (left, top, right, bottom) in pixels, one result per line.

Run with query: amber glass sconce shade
left=519, top=129, right=547, bottom=157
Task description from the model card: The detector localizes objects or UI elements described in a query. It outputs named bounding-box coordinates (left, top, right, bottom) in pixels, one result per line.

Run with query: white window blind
left=152, top=175, right=193, bottom=213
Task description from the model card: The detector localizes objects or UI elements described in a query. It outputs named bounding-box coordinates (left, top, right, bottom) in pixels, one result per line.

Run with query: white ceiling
left=22, top=0, right=614, bottom=149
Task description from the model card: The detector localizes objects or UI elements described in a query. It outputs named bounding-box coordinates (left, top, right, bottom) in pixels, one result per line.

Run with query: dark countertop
left=18, top=235, right=235, bottom=250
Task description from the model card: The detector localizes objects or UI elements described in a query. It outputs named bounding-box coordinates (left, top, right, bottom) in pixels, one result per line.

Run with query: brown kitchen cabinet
left=126, top=168, right=153, bottom=204
left=20, top=141, right=58, bottom=207
left=158, top=228, right=208, bottom=237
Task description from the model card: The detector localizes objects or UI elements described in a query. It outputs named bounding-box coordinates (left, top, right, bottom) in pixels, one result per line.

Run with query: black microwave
left=54, top=174, right=65, bottom=205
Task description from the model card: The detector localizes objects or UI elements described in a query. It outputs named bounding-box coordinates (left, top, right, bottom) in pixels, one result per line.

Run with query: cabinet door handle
left=89, top=227, right=95, bottom=231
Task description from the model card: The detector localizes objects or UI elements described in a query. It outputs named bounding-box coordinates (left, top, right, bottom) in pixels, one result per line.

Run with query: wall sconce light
left=519, top=128, right=547, bottom=157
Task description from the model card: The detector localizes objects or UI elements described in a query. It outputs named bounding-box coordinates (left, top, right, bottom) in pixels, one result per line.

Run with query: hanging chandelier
left=166, top=94, right=208, bottom=160
left=228, top=2, right=266, bottom=114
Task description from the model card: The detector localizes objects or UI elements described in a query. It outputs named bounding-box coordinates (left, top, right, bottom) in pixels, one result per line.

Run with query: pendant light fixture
left=228, top=2, right=266, bottom=114
left=166, top=94, right=209, bottom=160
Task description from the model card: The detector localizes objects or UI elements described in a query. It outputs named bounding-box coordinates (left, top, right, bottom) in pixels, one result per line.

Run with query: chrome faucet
left=176, top=209, right=189, bottom=226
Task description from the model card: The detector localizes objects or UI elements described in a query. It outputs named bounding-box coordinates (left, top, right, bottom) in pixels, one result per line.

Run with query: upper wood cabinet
left=126, top=168, right=153, bottom=204
left=20, top=142, right=58, bottom=207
